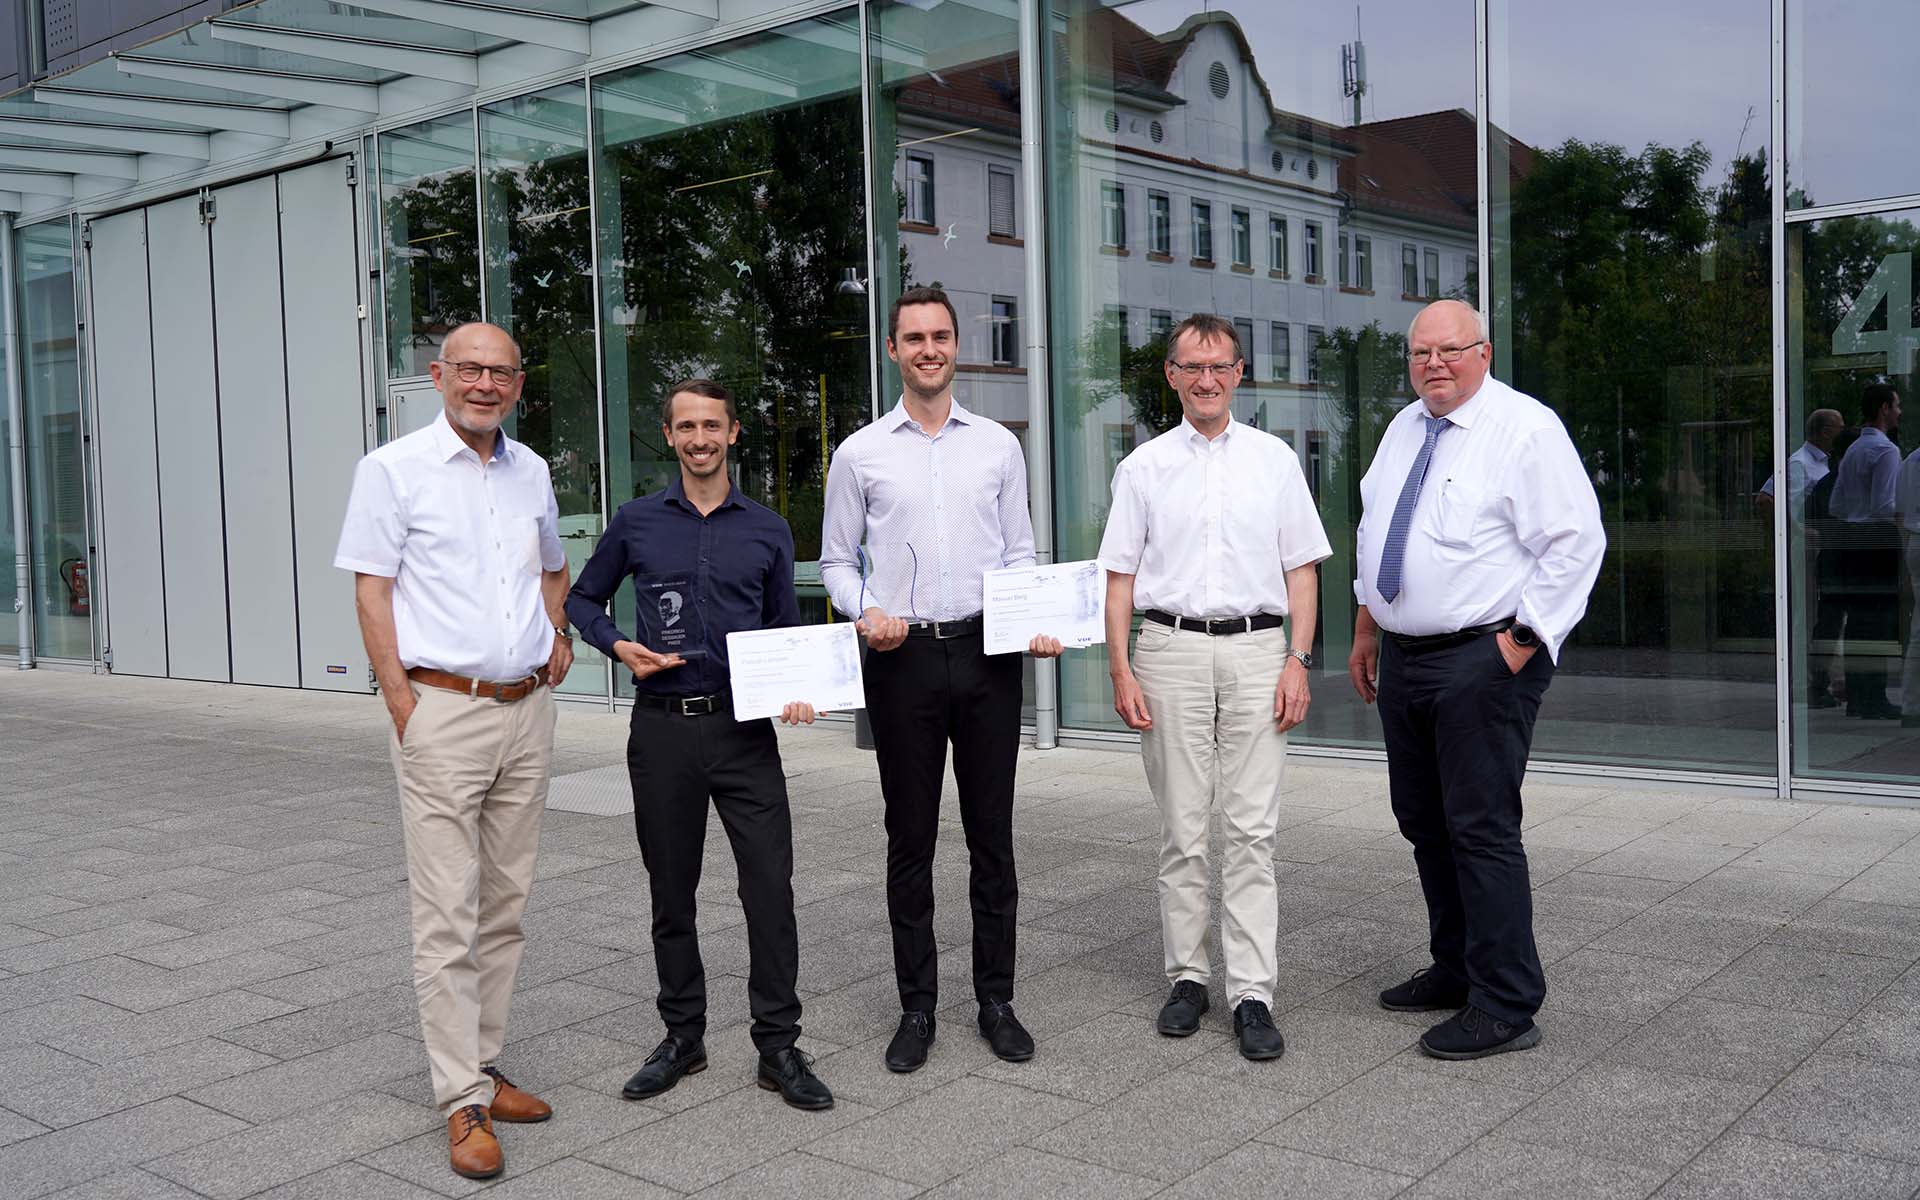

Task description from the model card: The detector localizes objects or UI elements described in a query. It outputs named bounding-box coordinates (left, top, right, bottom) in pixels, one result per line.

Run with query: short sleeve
left=537, top=464, right=568, bottom=573
left=1273, top=449, right=1332, bottom=571
left=1096, top=457, right=1149, bottom=574
left=333, top=455, right=405, bottom=577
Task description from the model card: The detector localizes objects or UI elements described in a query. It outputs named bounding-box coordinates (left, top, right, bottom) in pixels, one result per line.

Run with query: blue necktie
left=1375, top=415, right=1450, bottom=604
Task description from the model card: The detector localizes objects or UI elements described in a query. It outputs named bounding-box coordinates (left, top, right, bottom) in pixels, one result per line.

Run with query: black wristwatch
left=1508, top=623, right=1538, bottom=648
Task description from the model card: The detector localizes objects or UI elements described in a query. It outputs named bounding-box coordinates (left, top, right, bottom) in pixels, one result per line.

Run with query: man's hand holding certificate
left=982, top=560, right=1106, bottom=656
left=726, top=622, right=867, bottom=722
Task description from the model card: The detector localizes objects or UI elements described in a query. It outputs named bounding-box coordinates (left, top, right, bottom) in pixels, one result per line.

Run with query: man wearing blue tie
left=1347, top=300, right=1605, bottom=1060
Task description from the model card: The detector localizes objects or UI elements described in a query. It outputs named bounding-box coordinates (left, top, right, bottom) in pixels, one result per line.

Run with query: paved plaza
left=1, top=669, right=1918, bottom=1199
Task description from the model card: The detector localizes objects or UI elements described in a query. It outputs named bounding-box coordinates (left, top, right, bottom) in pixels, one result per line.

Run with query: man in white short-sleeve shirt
left=1099, top=313, right=1330, bottom=1062
left=334, top=321, right=573, bottom=1182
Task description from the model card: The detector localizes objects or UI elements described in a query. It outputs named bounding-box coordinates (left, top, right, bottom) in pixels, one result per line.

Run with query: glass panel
left=1047, top=1, right=1476, bottom=736
left=125, top=36, right=393, bottom=82
left=16, top=220, right=90, bottom=661
left=1788, top=209, right=1920, bottom=782
left=221, top=2, right=507, bottom=53
left=382, top=110, right=480, bottom=379
left=1787, top=4, right=1920, bottom=210
left=868, top=0, right=1032, bottom=716
left=481, top=81, right=607, bottom=698
left=0, top=355, right=14, bottom=658
left=592, top=10, right=868, bottom=698
left=1492, top=0, right=1774, bottom=772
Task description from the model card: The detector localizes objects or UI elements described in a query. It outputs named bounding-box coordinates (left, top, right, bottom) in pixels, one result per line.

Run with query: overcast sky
left=1111, top=0, right=1916, bottom=207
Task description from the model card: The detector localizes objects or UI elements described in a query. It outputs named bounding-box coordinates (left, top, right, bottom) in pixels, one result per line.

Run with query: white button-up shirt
left=334, top=412, right=567, bottom=680
left=1354, top=376, right=1605, bottom=661
left=1759, top=441, right=1829, bottom=518
left=1097, top=417, right=1330, bottom=617
left=820, top=398, right=1036, bottom=622
left=1831, top=426, right=1899, bottom=523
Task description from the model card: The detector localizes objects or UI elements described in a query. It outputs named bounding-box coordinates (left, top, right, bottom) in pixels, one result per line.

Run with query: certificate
left=726, top=622, right=867, bottom=721
left=982, top=559, right=1106, bottom=656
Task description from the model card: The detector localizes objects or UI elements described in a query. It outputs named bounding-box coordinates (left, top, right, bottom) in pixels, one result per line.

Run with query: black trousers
left=863, top=631, right=1022, bottom=1012
left=1834, top=538, right=1899, bottom=711
left=1378, top=631, right=1554, bottom=1023
left=626, top=708, right=800, bottom=1054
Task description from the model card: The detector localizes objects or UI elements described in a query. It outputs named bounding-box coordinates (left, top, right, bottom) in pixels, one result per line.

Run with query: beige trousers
left=1134, top=622, right=1288, bottom=1008
left=389, top=680, right=554, bottom=1116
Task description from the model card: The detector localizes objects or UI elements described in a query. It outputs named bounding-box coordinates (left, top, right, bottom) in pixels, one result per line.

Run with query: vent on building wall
left=1150, top=120, right=1164, bottom=143
left=1208, top=62, right=1230, bottom=99
left=1104, top=109, right=1119, bottom=133
left=1307, top=159, right=1319, bottom=180
left=1270, top=149, right=1285, bottom=173
left=44, top=0, right=79, bottom=56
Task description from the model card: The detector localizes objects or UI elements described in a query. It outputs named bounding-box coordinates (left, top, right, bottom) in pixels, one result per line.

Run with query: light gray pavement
left=2, top=669, right=1918, bottom=1200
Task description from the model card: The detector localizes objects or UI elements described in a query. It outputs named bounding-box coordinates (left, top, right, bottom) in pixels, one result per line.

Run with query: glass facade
left=10, top=0, right=1920, bottom=797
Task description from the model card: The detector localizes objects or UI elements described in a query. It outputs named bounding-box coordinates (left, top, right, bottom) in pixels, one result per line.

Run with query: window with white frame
left=1307, top=324, right=1324, bottom=383
left=1269, top=215, right=1288, bottom=274
left=1231, top=208, right=1252, bottom=267
left=1304, top=221, right=1322, bottom=278
left=1424, top=248, right=1440, bottom=298
left=1270, top=322, right=1290, bottom=381
left=1100, top=181, right=1127, bottom=249
left=905, top=152, right=935, bottom=225
left=1356, top=236, right=1373, bottom=290
left=1402, top=243, right=1419, bottom=295
left=1150, top=308, right=1173, bottom=348
left=991, top=296, right=1018, bottom=366
left=1233, top=318, right=1255, bottom=376
left=1338, top=231, right=1350, bottom=285
left=987, top=166, right=1016, bottom=237
left=1149, top=191, right=1171, bottom=254
left=1192, top=201, right=1213, bottom=261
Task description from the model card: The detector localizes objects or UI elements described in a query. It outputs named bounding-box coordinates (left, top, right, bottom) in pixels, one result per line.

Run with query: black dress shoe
left=1157, top=980, right=1209, bottom=1036
left=978, top=1000, right=1035, bottom=1062
left=1378, top=966, right=1469, bottom=1013
left=1233, top=999, right=1285, bottom=1061
left=621, top=1036, right=706, bottom=1099
left=756, top=1046, right=834, bottom=1111
left=884, top=1010, right=935, bottom=1073
left=1419, top=1005, right=1540, bottom=1060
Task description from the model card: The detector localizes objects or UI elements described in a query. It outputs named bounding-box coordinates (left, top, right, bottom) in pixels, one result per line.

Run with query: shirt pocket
left=500, top=514, right=543, bottom=576
left=1426, top=478, right=1484, bottom=557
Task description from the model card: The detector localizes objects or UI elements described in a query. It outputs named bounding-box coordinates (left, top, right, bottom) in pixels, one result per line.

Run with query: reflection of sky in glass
left=1791, top=3, right=1920, bottom=209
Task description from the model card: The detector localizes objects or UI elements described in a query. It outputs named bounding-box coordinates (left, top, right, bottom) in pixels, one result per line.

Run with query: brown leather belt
left=408, top=665, right=550, bottom=702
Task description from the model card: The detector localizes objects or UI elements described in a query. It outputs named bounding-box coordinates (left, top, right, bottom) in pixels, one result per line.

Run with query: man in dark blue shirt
left=564, top=378, right=832, bottom=1112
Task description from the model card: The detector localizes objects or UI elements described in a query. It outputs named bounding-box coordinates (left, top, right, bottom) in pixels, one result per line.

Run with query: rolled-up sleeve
left=333, top=457, right=404, bottom=577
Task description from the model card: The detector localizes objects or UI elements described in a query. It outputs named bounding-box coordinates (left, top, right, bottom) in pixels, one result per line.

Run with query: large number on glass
left=1832, top=253, right=1918, bottom=377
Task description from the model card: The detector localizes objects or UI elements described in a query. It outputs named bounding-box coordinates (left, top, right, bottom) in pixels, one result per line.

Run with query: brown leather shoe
left=447, top=1104, right=502, bottom=1180
left=483, top=1066, right=552, bottom=1123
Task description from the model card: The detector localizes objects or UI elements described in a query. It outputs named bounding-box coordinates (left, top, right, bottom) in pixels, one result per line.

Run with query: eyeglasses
left=1167, top=361, right=1241, bottom=379
left=437, top=359, right=524, bottom=385
left=1407, top=341, right=1485, bottom=364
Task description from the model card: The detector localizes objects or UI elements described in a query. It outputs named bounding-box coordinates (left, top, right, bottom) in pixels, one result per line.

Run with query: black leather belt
left=633, top=689, right=731, bottom=716
left=904, top=614, right=982, bottom=639
left=1145, top=609, right=1286, bottom=636
left=1385, top=619, right=1514, bottom=653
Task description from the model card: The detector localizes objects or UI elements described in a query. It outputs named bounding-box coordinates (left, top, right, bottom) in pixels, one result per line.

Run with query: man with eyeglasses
left=819, top=285, right=1063, bottom=1074
left=1348, top=299, right=1604, bottom=1060
left=335, top=322, right=573, bottom=1180
left=1100, top=313, right=1329, bottom=1061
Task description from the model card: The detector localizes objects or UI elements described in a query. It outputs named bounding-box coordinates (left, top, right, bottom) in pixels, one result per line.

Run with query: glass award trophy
left=635, top=571, right=708, bottom=660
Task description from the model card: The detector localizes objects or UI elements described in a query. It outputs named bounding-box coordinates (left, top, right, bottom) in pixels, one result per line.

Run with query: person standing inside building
left=334, top=322, right=572, bottom=1181
left=819, top=285, right=1063, bottom=1073
left=1828, top=383, right=1903, bottom=720
left=1100, top=314, right=1329, bottom=1061
left=565, top=379, right=834, bottom=1112
left=1348, top=299, right=1604, bottom=1060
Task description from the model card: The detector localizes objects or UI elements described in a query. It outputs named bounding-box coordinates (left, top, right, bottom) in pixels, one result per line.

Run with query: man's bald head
left=441, top=321, right=523, bottom=369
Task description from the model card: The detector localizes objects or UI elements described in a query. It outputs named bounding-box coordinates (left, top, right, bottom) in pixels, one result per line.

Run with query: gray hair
left=1407, top=300, right=1489, bottom=346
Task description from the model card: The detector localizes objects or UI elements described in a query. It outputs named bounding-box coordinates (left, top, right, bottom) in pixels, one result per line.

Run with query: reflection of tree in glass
left=603, top=98, right=869, bottom=560
left=386, top=169, right=480, bottom=371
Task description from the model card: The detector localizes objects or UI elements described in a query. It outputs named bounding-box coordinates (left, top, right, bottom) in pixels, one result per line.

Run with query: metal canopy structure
left=0, top=0, right=805, bottom=218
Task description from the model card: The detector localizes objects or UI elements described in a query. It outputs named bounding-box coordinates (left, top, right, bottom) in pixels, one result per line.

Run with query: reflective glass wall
left=591, top=11, right=869, bottom=698
left=16, top=219, right=89, bottom=661
left=382, top=110, right=481, bottom=379
left=1490, top=0, right=1774, bottom=774
left=0, top=352, right=14, bottom=658
left=1044, top=0, right=1477, bottom=738
left=479, top=82, right=607, bottom=697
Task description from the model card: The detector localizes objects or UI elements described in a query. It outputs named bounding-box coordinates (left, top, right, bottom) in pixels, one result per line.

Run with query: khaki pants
left=389, top=680, right=554, bottom=1116
left=1134, top=622, right=1288, bottom=1008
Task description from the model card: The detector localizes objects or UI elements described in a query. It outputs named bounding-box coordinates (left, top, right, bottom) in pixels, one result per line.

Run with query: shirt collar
left=664, top=474, right=745, bottom=513
left=1802, top=443, right=1829, bottom=464
left=429, top=410, right=512, bottom=463
left=1419, top=376, right=1493, bottom=430
left=886, top=395, right=975, bottom=435
left=1863, top=426, right=1892, bottom=443
left=1181, top=416, right=1235, bottom=448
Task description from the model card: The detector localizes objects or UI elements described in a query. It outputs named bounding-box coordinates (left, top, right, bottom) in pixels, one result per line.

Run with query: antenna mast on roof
left=1341, top=7, right=1367, bottom=127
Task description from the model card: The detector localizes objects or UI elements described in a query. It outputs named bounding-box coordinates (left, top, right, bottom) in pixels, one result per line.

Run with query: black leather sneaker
left=621, top=1036, right=707, bottom=1099
left=1233, top=999, right=1286, bottom=1061
left=978, top=1000, right=1035, bottom=1062
left=1378, top=966, right=1470, bottom=1013
left=1419, top=1005, right=1541, bottom=1060
left=1157, top=980, right=1210, bottom=1037
left=884, top=1010, right=935, bottom=1073
left=756, top=1047, right=834, bottom=1110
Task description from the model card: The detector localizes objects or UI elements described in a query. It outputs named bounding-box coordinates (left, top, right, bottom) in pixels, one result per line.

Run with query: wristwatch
left=1287, top=649, right=1314, bottom=669
left=553, top=622, right=571, bottom=640
left=1507, top=623, right=1538, bottom=648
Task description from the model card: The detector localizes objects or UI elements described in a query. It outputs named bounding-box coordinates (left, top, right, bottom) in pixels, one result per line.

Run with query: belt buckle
left=678, top=694, right=715, bottom=716
left=932, top=619, right=962, bottom=640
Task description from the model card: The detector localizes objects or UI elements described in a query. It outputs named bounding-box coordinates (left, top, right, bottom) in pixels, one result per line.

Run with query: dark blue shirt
left=565, top=478, right=801, bottom=698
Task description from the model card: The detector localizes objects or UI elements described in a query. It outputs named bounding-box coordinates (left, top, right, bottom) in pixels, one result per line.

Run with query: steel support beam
left=1018, top=0, right=1057, bottom=748
left=34, top=86, right=291, bottom=139
left=0, top=143, right=138, bottom=180
left=3, top=213, right=29, bottom=668
left=0, top=171, right=72, bottom=198
left=208, top=22, right=479, bottom=88
left=347, top=0, right=591, bottom=54
left=117, top=55, right=381, bottom=113
left=0, top=113, right=208, bottom=158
